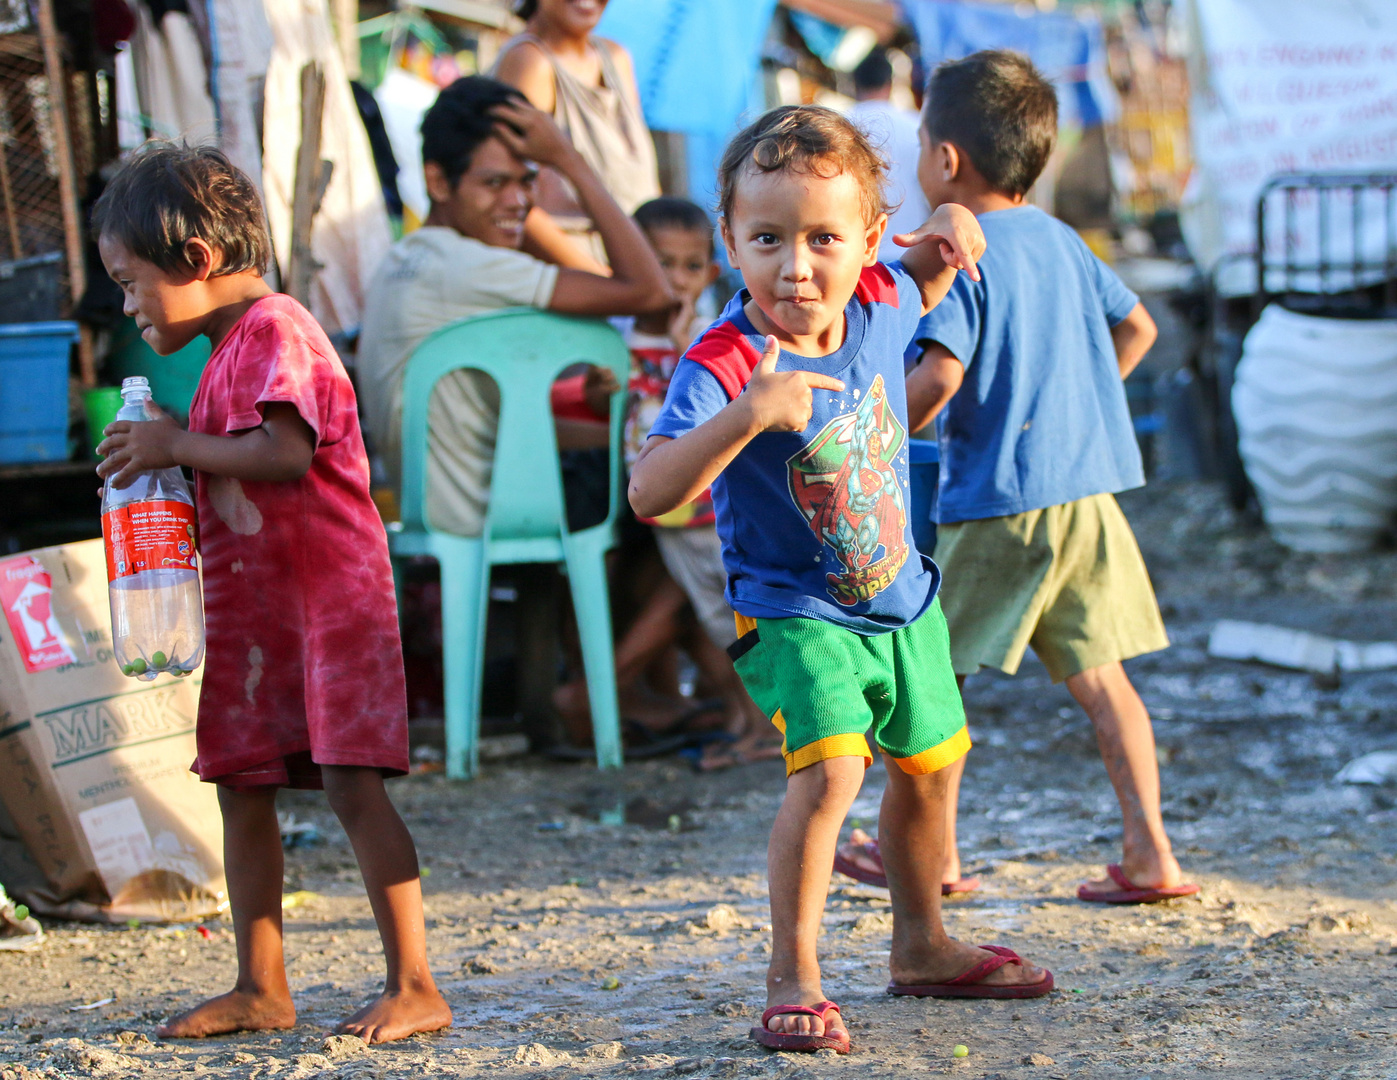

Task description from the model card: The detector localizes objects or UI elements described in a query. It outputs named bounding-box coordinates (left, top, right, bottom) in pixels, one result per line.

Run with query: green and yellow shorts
left=728, top=599, right=969, bottom=777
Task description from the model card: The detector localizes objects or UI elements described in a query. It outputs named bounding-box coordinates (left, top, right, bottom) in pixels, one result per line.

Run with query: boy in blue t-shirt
left=630, top=106, right=1053, bottom=1056
left=838, top=51, right=1198, bottom=907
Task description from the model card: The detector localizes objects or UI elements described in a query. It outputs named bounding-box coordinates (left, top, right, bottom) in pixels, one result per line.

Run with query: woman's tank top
left=495, top=33, right=661, bottom=257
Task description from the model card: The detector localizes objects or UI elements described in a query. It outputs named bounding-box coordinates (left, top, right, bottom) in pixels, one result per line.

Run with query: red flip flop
left=887, top=945, right=1055, bottom=999
left=1077, top=864, right=1200, bottom=905
left=749, top=1000, right=850, bottom=1054
left=833, top=839, right=981, bottom=896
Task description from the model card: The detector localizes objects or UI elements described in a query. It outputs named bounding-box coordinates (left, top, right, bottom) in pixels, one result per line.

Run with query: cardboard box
left=0, top=538, right=225, bottom=922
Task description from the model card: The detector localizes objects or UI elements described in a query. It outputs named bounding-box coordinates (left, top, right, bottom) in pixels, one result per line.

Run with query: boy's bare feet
left=335, top=984, right=453, bottom=1044
left=890, top=938, right=1048, bottom=990
left=156, top=988, right=296, bottom=1039
left=552, top=679, right=698, bottom=736
left=695, top=729, right=784, bottom=771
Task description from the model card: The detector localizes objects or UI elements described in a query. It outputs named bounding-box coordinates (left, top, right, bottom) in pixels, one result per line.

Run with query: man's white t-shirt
left=848, top=99, right=932, bottom=262
left=356, top=226, right=559, bottom=537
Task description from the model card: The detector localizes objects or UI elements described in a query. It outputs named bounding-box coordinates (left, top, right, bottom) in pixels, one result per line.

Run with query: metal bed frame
left=1203, top=172, right=1397, bottom=508
left=1253, top=172, right=1397, bottom=317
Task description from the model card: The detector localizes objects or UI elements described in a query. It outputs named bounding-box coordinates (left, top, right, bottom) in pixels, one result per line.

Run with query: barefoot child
left=629, top=107, right=1053, bottom=1054
left=838, top=51, right=1197, bottom=905
left=94, top=144, right=451, bottom=1044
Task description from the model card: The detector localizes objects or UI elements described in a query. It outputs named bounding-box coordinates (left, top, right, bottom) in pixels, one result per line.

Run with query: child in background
left=94, top=144, right=451, bottom=1043
left=625, top=196, right=780, bottom=769
left=839, top=51, right=1197, bottom=905
left=630, top=107, right=1052, bottom=1055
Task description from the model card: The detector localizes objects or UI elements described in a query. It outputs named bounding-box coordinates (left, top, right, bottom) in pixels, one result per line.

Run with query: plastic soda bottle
left=100, top=376, right=205, bottom=679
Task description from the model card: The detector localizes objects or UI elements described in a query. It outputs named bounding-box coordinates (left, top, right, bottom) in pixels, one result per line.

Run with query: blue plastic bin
left=0, top=320, right=79, bottom=464
left=907, top=437, right=939, bottom=556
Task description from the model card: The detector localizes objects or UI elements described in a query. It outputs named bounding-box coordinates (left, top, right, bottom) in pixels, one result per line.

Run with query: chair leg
left=561, top=534, right=622, bottom=770
left=435, top=538, right=490, bottom=780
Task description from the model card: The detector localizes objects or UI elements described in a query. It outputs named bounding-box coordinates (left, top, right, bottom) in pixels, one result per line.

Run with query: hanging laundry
left=204, top=0, right=273, bottom=196
left=127, top=0, right=216, bottom=142
left=259, top=0, right=391, bottom=343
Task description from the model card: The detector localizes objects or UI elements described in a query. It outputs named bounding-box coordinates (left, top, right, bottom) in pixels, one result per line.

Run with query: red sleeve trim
left=854, top=263, right=900, bottom=307
left=684, top=321, right=763, bottom=401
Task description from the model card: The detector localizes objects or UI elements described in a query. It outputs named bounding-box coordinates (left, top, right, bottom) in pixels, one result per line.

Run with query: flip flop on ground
left=832, top=837, right=981, bottom=895
left=749, top=1000, right=850, bottom=1054
left=887, top=945, right=1055, bottom=999
left=1077, top=864, right=1200, bottom=904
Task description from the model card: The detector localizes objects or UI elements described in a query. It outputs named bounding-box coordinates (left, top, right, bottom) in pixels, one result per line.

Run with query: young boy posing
left=629, top=107, right=1052, bottom=1054
left=839, top=51, right=1197, bottom=905
left=94, top=145, right=450, bottom=1043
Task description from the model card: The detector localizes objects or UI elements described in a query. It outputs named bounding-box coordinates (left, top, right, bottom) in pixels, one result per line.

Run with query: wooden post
left=0, top=135, right=22, bottom=260
left=36, top=0, right=94, bottom=386
left=286, top=62, right=333, bottom=307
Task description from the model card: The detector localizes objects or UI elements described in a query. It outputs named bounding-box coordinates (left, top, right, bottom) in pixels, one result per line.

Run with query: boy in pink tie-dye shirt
left=94, top=142, right=450, bottom=1045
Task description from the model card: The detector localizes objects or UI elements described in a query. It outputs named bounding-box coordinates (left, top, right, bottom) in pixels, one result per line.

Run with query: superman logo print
left=786, top=374, right=910, bottom=606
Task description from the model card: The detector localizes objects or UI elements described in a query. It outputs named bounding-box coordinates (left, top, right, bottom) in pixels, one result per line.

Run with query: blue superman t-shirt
left=650, top=262, right=938, bottom=635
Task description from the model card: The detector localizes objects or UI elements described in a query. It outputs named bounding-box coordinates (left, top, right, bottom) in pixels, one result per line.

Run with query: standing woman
left=495, top=0, right=660, bottom=264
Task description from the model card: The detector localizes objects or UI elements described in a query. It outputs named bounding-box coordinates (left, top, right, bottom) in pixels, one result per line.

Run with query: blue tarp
left=900, top=0, right=1117, bottom=128
left=598, top=0, right=776, bottom=207
left=788, top=11, right=847, bottom=67
left=597, top=0, right=776, bottom=136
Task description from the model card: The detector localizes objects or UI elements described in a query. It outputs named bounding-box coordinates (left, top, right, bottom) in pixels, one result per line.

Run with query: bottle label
left=102, top=501, right=199, bottom=581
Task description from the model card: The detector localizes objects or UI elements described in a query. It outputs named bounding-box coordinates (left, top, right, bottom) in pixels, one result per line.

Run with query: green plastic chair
left=387, top=308, right=629, bottom=779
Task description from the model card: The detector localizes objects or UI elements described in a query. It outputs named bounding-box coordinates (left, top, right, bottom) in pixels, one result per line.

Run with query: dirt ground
left=3, top=480, right=1397, bottom=1080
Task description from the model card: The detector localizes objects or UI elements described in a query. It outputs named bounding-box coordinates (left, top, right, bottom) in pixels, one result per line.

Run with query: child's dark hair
left=717, top=106, right=886, bottom=226
left=633, top=196, right=714, bottom=257
left=90, top=142, right=270, bottom=277
left=852, top=48, right=894, bottom=93
left=420, top=76, right=527, bottom=188
left=923, top=50, right=1058, bottom=199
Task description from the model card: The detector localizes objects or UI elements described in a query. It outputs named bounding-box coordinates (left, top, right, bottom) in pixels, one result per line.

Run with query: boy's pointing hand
left=743, top=335, right=845, bottom=434
left=894, top=203, right=985, bottom=282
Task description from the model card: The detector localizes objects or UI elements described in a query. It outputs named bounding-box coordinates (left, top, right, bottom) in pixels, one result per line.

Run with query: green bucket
left=83, top=386, right=123, bottom=459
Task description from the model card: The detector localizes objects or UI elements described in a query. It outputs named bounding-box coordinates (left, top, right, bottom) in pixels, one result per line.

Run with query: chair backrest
left=398, top=308, right=631, bottom=542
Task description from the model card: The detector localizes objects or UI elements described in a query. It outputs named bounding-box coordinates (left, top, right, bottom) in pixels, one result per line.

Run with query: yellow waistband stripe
left=784, top=733, right=874, bottom=776
left=734, top=612, right=759, bottom=638
left=890, top=726, right=971, bottom=775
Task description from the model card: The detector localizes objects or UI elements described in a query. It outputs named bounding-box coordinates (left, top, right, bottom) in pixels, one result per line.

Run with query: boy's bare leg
left=1066, top=662, right=1185, bottom=892
left=322, top=766, right=452, bottom=1043
left=762, top=757, right=862, bottom=1039
left=157, top=787, right=296, bottom=1038
left=878, top=753, right=1047, bottom=988
left=837, top=675, right=969, bottom=886
left=939, top=750, right=966, bottom=883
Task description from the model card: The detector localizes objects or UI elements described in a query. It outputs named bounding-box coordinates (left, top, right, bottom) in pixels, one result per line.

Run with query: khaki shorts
left=933, top=493, right=1168, bottom=682
left=654, top=525, right=734, bottom=648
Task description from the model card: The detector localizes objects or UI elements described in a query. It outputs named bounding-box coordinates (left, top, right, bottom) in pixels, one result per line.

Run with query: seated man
left=357, top=75, right=672, bottom=535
